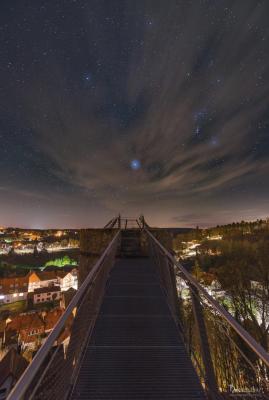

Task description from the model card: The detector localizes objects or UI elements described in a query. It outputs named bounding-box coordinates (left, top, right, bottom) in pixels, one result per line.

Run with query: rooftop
left=33, top=286, right=61, bottom=294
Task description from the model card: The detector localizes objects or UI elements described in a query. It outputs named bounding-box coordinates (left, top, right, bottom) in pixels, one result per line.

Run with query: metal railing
left=103, top=216, right=120, bottom=228
left=7, top=230, right=120, bottom=400
left=144, top=227, right=269, bottom=399
left=104, top=215, right=142, bottom=229
left=7, top=215, right=269, bottom=399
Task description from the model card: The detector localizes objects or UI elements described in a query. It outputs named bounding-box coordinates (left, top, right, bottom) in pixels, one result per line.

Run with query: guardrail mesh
left=9, top=233, right=120, bottom=400
left=147, top=230, right=269, bottom=400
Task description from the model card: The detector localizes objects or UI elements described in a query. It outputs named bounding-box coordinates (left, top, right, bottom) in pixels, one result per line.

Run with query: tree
left=192, top=260, right=203, bottom=281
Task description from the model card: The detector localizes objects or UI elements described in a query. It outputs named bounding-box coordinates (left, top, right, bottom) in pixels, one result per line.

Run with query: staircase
left=120, top=229, right=142, bottom=257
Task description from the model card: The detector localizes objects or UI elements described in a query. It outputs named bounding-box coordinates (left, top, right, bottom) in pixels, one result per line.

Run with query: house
left=206, top=234, right=223, bottom=241
left=0, top=276, right=29, bottom=304
left=0, top=270, right=77, bottom=307
left=43, top=309, right=73, bottom=349
left=28, top=271, right=59, bottom=292
left=32, top=286, right=62, bottom=305
left=250, top=280, right=264, bottom=291
left=28, top=270, right=78, bottom=293
left=0, top=348, right=28, bottom=399
left=59, top=270, right=78, bottom=291
left=5, top=313, right=45, bottom=348
left=4, top=309, right=68, bottom=350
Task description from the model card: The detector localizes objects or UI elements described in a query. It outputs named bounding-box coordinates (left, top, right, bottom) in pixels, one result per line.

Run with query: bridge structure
left=7, top=216, right=269, bottom=400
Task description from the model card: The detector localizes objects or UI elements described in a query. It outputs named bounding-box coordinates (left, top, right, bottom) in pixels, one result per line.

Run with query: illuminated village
left=0, top=227, right=79, bottom=387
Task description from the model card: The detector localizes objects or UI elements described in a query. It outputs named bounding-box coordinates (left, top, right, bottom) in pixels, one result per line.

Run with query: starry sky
left=1, top=1, right=269, bottom=228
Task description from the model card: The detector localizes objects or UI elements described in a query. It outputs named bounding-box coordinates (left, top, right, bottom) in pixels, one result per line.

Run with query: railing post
left=190, top=285, right=221, bottom=399
left=166, top=258, right=182, bottom=320
left=79, top=228, right=117, bottom=286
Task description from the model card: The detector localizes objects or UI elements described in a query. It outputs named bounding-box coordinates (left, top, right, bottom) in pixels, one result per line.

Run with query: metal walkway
left=7, top=217, right=269, bottom=400
left=70, top=257, right=205, bottom=399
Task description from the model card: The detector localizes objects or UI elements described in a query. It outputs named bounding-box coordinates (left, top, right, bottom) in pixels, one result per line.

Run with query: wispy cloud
left=2, top=1, right=269, bottom=226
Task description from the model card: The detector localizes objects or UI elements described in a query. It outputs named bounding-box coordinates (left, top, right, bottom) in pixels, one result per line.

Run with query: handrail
left=104, top=216, right=119, bottom=228
left=118, top=217, right=141, bottom=229
left=145, top=228, right=269, bottom=368
left=7, top=230, right=120, bottom=400
left=104, top=216, right=142, bottom=229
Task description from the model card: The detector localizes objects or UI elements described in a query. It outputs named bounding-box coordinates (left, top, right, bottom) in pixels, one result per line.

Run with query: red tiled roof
left=37, top=270, right=69, bottom=280
left=6, top=313, right=44, bottom=332
left=44, top=308, right=64, bottom=331
left=34, top=271, right=59, bottom=281
left=33, top=285, right=61, bottom=294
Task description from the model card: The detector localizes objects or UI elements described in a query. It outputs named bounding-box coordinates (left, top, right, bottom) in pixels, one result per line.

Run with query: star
left=130, top=159, right=141, bottom=170
left=195, top=126, right=201, bottom=135
left=210, top=137, right=219, bottom=147
left=84, top=73, right=92, bottom=82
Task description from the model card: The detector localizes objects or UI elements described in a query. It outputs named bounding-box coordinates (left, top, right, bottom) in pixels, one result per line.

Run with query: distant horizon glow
left=0, top=212, right=268, bottom=231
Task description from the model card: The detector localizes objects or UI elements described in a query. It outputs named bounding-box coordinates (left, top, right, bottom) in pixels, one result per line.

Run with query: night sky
left=1, top=1, right=269, bottom=228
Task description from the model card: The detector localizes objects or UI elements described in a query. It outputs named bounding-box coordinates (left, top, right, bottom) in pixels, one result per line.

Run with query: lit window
left=13, top=293, right=18, bottom=298
left=0, top=295, right=5, bottom=300
left=19, top=293, right=24, bottom=297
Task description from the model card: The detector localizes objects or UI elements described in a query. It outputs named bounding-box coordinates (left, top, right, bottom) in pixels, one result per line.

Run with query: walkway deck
left=70, top=258, right=206, bottom=399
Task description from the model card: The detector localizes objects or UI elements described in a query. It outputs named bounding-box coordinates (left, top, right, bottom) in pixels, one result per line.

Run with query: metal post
left=166, top=259, right=182, bottom=322
left=190, top=285, right=221, bottom=399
